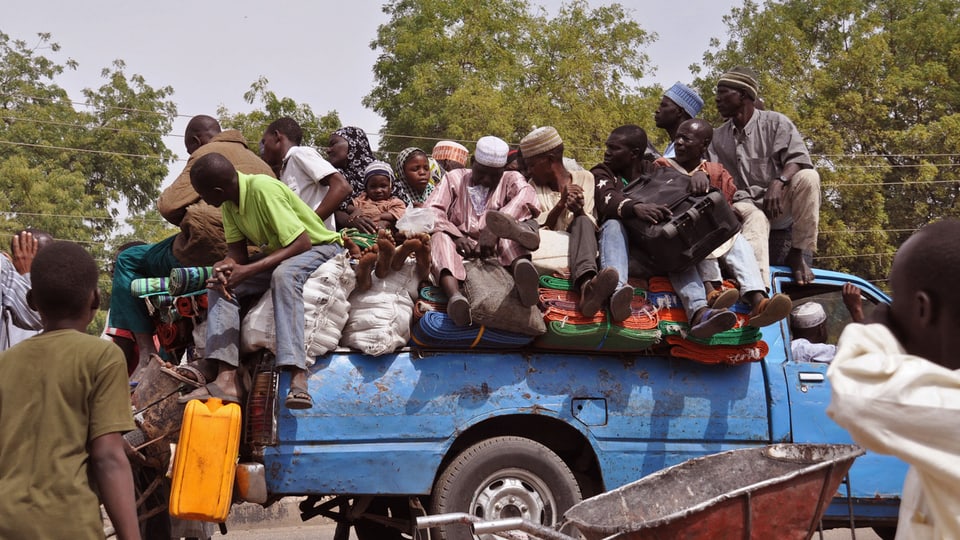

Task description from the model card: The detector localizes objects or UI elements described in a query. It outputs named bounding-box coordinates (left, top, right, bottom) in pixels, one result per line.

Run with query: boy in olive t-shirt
left=0, top=241, right=139, bottom=540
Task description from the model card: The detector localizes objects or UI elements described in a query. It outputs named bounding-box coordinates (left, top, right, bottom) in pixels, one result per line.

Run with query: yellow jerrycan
left=169, top=397, right=242, bottom=522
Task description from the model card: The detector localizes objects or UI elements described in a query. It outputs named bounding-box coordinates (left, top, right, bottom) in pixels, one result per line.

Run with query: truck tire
left=429, top=436, right=582, bottom=540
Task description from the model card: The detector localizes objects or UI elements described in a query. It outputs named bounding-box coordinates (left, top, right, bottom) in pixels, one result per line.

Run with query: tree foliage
left=218, top=77, right=342, bottom=152
left=364, top=0, right=658, bottom=165
left=694, top=0, right=960, bottom=282
left=0, top=31, right=177, bottom=258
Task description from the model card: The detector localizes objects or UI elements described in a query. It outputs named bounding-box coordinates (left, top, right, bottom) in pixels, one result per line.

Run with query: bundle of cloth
left=130, top=266, right=213, bottom=355
left=533, top=275, right=661, bottom=352
left=646, top=277, right=769, bottom=365
left=410, top=286, right=535, bottom=349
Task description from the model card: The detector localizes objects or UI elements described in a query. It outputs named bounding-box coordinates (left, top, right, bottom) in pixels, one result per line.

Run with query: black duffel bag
left=621, top=167, right=741, bottom=274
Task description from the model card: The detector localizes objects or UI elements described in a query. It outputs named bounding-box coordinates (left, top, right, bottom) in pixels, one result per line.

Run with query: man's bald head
left=184, top=115, right=222, bottom=155
left=679, top=118, right=713, bottom=143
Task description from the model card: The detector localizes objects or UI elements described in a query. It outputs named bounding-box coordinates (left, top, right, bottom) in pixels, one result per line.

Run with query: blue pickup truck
left=234, top=266, right=905, bottom=539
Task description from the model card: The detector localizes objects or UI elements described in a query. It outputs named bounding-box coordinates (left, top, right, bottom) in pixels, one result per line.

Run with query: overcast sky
left=6, top=0, right=737, bottom=189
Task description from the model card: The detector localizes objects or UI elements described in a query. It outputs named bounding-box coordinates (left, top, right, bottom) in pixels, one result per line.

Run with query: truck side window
left=782, top=284, right=880, bottom=345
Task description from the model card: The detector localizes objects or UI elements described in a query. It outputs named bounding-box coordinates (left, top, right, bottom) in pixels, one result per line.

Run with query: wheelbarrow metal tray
left=561, top=443, right=864, bottom=540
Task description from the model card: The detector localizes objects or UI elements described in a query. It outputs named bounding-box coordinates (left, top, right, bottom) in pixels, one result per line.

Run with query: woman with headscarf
left=395, top=147, right=443, bottom=208
left=328, top=126, right=400, bottom=232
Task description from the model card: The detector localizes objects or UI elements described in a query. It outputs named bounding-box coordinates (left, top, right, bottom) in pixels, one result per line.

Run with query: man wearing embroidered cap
left=655, top=82, right=704, bottom=159
left=790, top=283, right=864, bottom=363
left=427, top=135, right=541, bottom=326
left=709, top=66, right=822, bottom=287
left=432, top=140, right=469, bottom=173
left=522, top=126, right=633, bottom=321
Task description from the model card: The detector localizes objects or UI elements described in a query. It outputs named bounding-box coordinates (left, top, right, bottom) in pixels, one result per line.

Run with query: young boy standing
left=0, top=241, right=140, bottom=540
left=179, top=152, right=343, bottom=409
left=828, top=220, right=960, bottom=539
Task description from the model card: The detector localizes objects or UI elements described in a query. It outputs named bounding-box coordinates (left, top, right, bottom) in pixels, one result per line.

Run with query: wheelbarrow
left=416, top=443, right=865, bottom=540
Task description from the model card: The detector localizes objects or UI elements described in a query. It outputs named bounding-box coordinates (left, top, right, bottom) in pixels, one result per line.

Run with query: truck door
left=776, top=271, right=906, bottom=509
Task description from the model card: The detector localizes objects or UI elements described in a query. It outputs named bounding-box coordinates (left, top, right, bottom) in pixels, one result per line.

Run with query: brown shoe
left=707, top=288, right=740, bottom=309
left=748, top=293, right=792, bottom=327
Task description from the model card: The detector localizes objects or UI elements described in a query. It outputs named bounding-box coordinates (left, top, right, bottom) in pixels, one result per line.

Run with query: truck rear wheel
left=429, top=436, right=582, bottom=540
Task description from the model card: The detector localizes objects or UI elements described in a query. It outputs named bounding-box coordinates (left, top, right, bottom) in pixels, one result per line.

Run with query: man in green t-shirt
left=179, top=152, right=343, bottom=409
left=0, top=241, right=139, bottom=540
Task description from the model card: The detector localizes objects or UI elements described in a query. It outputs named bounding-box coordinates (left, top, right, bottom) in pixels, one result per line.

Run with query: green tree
left=0, top=31, right=177, bottom=334
left=694, top=0, right=960, bottom=283
left=364, top=0, right=657, bottom=166
left=0, top=31, right=177, bottom=251
left=218, top=77, right=342, bottom=152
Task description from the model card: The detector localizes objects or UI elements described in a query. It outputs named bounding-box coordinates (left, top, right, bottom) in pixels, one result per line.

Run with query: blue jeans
left=669, top=265, right=708, bottom=321
left=599, top=220, right=630, bottom=288
left=205, top=244, right=342, bottom=369
left=696, top=235, right=766, bottom=294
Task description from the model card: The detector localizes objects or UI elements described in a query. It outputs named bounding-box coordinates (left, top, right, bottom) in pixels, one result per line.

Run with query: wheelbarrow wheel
left=429, top=436, right=582, bottom=540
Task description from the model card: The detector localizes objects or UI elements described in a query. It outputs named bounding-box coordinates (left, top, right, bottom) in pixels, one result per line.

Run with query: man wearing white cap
left=790, top=283, right=864, bottom=362
left=655, top=82, right=704, bottom=159
left=426, top=135, right=541, bottom=326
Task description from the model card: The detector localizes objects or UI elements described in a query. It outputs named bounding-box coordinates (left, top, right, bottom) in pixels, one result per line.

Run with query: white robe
left=827, top=323, right=960, bottom=540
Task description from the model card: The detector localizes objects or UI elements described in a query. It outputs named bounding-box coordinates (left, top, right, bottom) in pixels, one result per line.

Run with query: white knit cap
left=791, top=302, right=826, bottom=328
left=474, top=136, right=509, bottom=168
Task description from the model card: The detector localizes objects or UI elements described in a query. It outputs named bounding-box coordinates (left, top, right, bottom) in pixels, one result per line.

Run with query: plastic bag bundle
left=340, top=258, right=420, bottom=356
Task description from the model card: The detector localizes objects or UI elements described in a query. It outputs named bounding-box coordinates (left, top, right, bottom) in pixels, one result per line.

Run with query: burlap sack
left=463, top=258, right=545, bottom=336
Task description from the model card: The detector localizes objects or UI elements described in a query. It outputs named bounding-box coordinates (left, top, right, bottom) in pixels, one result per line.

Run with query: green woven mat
left=535, top=320, right=661, bottom=351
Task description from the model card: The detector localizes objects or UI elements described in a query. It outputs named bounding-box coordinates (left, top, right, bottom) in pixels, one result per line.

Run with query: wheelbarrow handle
left=472, top=517, right=577, bottom=540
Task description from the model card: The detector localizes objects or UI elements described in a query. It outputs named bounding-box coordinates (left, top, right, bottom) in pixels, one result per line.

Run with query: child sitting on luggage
left=396, top=147, right=442, bottom=207
left=345, top=161, right=407, bottom=231
left=346, top=162, right=430, bottom=291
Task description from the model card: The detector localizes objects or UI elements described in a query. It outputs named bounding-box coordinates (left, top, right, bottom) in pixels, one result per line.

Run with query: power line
left=0, top=91, right=188, bottom=119
left=1, top=211, right=171, bottom=224
left=0, top=114, right=184, bottom=138
left=0, top=139, right=179, bottom=161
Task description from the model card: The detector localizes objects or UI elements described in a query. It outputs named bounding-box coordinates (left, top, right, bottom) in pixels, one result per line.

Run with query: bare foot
left=342, top=234, right=362, bottom=259
left=375, top=230, right=396, bottom=279
left=413, top=236, right=431, bottom=281
left=786, top=248, right=814, bottom=285
left=392, top=238, right=421, bottom=271
left=355, top=251, right=377, bottom=292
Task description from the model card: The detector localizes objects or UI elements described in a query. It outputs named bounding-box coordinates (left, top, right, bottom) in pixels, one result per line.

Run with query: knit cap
left=432, top=140, right=469, bottom=166
left=718, top=66, right=760, bottom=100
left=474, top=136, right=510, bottom=168
left=363, top=160, right=395, bottom=186
left=519, top=126, right=563, bottom=159
left=663, top=82, right=705, bottom=118
left=791, top=302, right=826, bottom=329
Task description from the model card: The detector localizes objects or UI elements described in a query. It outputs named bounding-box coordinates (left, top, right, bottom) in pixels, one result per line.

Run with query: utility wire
left=0, top=139, right=171, bottom=160
left=0, top=114, right=185, bottom=138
